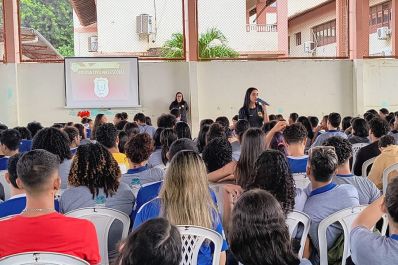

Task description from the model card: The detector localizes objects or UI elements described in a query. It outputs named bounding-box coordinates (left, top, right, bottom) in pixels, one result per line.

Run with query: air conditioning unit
left=88, top=36, right=98, bottom=52
left=377, top=27, right=391, bottom=40
left=136, top=14, right=153, bottom=35
left=304, top=41, right=315, bottom=53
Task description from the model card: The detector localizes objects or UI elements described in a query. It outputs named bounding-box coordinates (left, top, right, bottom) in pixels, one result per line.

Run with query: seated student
left=134, top=151, right=228, bottom=265
left=63, top=126, right=80, bottom=155
left=133, top=138, right=199, bottom=220
left=0, top=129, right=21, bottom=170
left=133, top=113, right=156, bottom=138
left=60, top=143, right=134, bottom=260
left=368, top=135, right=398, bottom=190
left=231, top=119, right=249, bottom=161
left=145, top=116, right=152, bottom=126
left=32, top=127, right=73, bottom=190
left=157, top=113, right=177, bottom=129
left=351, top=178, right=398, bottom=265
left=289, top=112, right=299, bottom=125
left=312, top=112, right=347, bottom=147
left=27, top=121, right=43, bottom=138
left=0, top=154, right=60, bottom=218
left=323, top=137, right=380, bottom=204
left=309, top=116, right=319, bottom=133
left=159, top=128, right=178, bottom=169
left=348, top=118, right=370, bottom=144
left=118, top=131, right=129, bottom=154
left=379, top=107, right=389, bottom=119
left=148, top=128, right=164, bottom=168
left=74, top=123, right=91, bottom=145
left=304, top=147, right=359, bottom=265
left=14, top=127, right=32, bottom=152
left=229, top=189, right=311, bottom=265
left=283, top=123, right=309, bottom=174
left=248, top=150, right=307, bottom=212
left=197, top=124, right=211, bottom=154
left=175, top=121, right=192, bottom=139
left=353, top=117, right=390, bottom=176
left=202, top=137, right=233, bottom=182
left=388, top=111, right=398, bottom=143
left=123, top=122, right=140, bottom=139
left=122, top=133, right=164, bottom=195
left=95, top=123, right=129, bottom=174
left=116, top=218, right=182, bottom=265
left=0, top=150, right=100, bottom=264
left=206, top=123, right=226, bottom=144
left=298, top=116, right=315, bottom=151
left=170, top=108, right=181, bottom=122
left=114, top=112, right=128, bottom=131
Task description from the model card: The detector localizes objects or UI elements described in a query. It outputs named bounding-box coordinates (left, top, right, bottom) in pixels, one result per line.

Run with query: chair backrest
left=177, top=225, right=223, bottom=265
left=318, top=206, right=366, bottom=265
left=286, top=210, right=311, bottom=259
left=292, top=173, right=311, bottom=190
left=362, top=157, right=376, bottom=178
left=0, top=252, right=89, bottom=265
left=0, top=171, right=10, bottom=201
left=382, top=162, right=398, bottom=194
left=351, top=143, right=368, bottom=170
left=65, top=207, right=130, bottom=265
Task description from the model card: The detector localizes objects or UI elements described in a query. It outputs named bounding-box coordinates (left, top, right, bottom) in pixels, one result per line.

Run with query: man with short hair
left=96, top=123, right=129, bottom=173
left=0, top=129, right=21, bottom=170
left=157, top=114, right=177, bottom=129
left=304, top=147, right=359, bottom=264
left=288, top=113, right=299, bottom=125
left=170, top=108, right=181, bottom=122
left=379, top=108, right=389, bottom=119
left=283, top=123, right=308, bottom=174
left=353, top=117, right=390, bottom=176
left=323, top=137, right=380, bottom=204
left=0, top=150, right=100, bottom=264
left=311, top=112, right=347, bottom=147
left=134, top=113, right=156, bottom=138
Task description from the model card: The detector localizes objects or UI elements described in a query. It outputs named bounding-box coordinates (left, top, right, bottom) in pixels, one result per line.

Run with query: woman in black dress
left=169, top=92, right=189, bottom=122
left=238, top=87, right=269, bottom=128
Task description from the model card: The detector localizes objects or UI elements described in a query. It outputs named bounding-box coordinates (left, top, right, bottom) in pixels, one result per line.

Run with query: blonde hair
left=159, top=151, right=216, bottom=229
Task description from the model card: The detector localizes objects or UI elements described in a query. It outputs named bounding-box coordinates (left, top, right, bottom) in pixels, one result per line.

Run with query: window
left=312, top=20, right=336, bottom=47
left=369, top=1, right=392, bottom=33
left=295, top=32, right=301, bottom=46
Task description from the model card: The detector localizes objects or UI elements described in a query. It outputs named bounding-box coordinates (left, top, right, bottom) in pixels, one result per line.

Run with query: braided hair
left=247, top=150, right=296, bottom=215
left=32, top=127, right=72, bottom=163
left=68, top=143, right=120, bottom=199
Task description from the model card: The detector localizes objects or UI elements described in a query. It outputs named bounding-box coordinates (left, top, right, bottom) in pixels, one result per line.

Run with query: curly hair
left=125, top=133, right=154, bottom=164
left=229, top=189, right=301, bottom=265
left=95, top=123, right=118, bottom=149
left=160, top=128, right=178, bottom=165
left=32, top=127, right=72, bottom=163
left=283, top=123, right=307, bottom=145
left=14, top=127, right=32, bottom=140
left=323, top=137, right=352, bottom=166
left=378, top=135, right=396, bottom=148
left=309, top=147, right=338, bottom=182
left=202, top=137, right=232, bottom=173
left=157, top=114, right=177, bottom=129
left=215, top=116, right=230, bottom=130
left=174, top=121, right=192, bottom=140
left=68, top=143, right=120, bottom=199
left=247, top=150, right=296, bottom=214
left=206, top=123, right=226, bottom=144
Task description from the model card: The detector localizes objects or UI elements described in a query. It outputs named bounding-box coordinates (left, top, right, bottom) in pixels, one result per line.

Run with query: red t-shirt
left=0, top=212, right=100, bottom=265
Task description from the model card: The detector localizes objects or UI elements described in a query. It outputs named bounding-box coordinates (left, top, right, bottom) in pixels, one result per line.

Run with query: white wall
left=0, top=64, right=18, bottom=126
left=288, top=0, right=331, bottom=17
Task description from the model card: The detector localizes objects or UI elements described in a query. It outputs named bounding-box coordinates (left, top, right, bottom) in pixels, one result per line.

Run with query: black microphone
left=257, top=98, right=270, bottom=106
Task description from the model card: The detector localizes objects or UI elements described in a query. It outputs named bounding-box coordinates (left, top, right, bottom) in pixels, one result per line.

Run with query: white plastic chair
left=65, top=207, right=130, bottom=265
left=0, top=252, right=89, bottom=265
left=382, top=163, right=398, bottom=194
left=318, top=206, right=366, bottom=265
left=286, top=210, right=311, bottom=259
left=292, top=173, right=311, bottom=190
left=351, top=143, right=368, bottom=170
left=177, top=225, right=223, bottom=265
left=362, top=157, right=376, bottom=178
left=0, top=170, right=11, bottom=201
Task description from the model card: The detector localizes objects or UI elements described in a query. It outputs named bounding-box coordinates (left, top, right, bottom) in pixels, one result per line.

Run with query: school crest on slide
left=94, top=78, right=109, bottom=98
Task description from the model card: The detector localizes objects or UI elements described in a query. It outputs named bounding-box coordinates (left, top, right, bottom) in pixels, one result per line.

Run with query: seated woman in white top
left=229, top=189, right=311, bottom=265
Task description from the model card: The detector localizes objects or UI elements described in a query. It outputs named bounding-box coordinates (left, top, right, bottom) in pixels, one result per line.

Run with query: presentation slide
left=65, top=57, right=140, bottom=108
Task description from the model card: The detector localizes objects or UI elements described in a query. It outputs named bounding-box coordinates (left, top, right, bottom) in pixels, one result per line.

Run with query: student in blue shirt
left=0, top=129, right=21, bottom=171
left=283, top=123, right=309, bottom=174
left=134, top=151, right=228, bottom=265
left=0, top=153, right=60, bottom=218
left=311, top=113, right=348, bottom=147
left=14, top=127, right=32, bottom=153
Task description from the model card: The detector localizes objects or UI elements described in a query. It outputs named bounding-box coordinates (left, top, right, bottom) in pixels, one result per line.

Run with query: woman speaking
left=169, top=92, right=189, bottom=122
left=238, top=87, right=269, bottom=128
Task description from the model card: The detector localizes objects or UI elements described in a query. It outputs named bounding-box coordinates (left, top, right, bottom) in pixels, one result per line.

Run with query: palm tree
left=161, top=28, right=239, bottom=59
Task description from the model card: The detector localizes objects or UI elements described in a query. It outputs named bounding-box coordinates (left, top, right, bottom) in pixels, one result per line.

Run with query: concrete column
left=277, top=0, right=288, bottom=56
left=392, top=0, right=398, bottom=56
left=185, top=0, right=199, bottom=61
left=349, top=0, right=370, bottom=59
left=336, top=0, right=349, bottom=57
left=3, top=0, right=21, bottom=63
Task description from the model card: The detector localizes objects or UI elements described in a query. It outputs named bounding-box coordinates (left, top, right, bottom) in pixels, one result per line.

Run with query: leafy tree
left=161, top=28, right=239, bottom=59
left=19, top=0, right=74, bottom=57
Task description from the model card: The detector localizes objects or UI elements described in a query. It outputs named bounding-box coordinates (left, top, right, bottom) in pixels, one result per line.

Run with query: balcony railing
left=246, top=24, right=278, bottom=32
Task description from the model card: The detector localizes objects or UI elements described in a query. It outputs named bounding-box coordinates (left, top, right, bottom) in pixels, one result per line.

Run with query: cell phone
left=257, top=98, right=270, bottom=106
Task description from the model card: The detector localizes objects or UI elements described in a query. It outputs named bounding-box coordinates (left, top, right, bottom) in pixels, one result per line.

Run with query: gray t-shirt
left=139, top=125, right=156, bottom=138
left=122, top=167, right=164, bottom=189
left=148, top=149, right=163, bottom=168
left=334, top=174, right=381, bottom=205
left=351, top=226, right=398, bottom=265
left=312, top=131, right=348, bottom=147
left=303, top=183, right=359, bottom=264
left=294, top=188, right=307, bottom=212
left=59, top=159, right=73, bottom=189
left=231, top=141, right=241, bottom=161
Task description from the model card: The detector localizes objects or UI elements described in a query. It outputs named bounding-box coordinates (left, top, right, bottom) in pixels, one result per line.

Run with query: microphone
left=257, top=98, right=270, bottom=106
